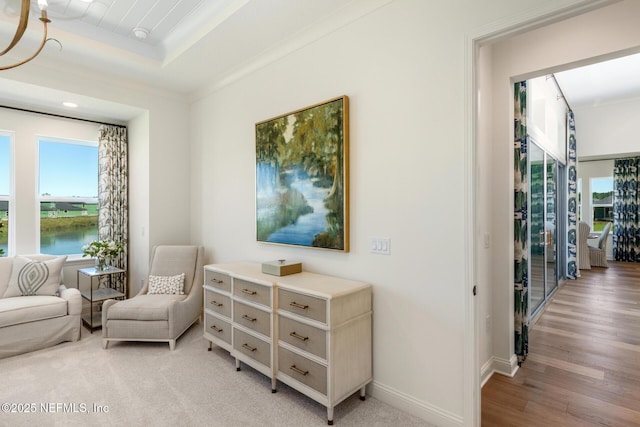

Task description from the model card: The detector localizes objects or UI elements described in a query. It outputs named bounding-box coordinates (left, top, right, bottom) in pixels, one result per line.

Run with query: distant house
left=0, top=201, right=98, bottom=219
left=593, top=194, right=613, bottom=222
left=40, top=202, right=98, bottom=218
left=593, top=194, right=613, bottom=205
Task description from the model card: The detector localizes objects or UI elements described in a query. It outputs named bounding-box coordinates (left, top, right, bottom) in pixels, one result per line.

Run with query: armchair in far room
left=588, top=222, right=611, bottom=268
left=578, top=221, right=591, bottom=270
left=102, top=245, right=205, bottom=350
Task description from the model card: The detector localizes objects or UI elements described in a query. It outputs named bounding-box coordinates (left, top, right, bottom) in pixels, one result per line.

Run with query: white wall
left=189, top=0, right=609, bottom=425
left=477, top=43, right=495, bottom=385
left=528, top=75, right=568, bottom=162
left=575, top=98, right=640, bottom=159
left=482, top=0, right=640, bottom=381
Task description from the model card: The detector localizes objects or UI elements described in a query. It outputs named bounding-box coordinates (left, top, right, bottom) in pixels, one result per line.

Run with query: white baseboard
left=480, top=355, right=519, bottom=387
left=369, top=380, right=463, bottom=427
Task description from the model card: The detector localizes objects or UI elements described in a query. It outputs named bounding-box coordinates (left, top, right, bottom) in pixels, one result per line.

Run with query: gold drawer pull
left=289, top=301, right=308, bottom=310
left=289, top=331, right=309, bottom=341
left=290, top=365, right=309, bottom=376
left=210, top=300, right=223, bottom=307
left=242, top=314, right=257, bottom=322
left=242, top=343, right=257, bottom=352
left=211, top=278, right=224, bottom=284
left=242, top=289, right=257, bottom=295
left=210, top=325, right=223, bottom=333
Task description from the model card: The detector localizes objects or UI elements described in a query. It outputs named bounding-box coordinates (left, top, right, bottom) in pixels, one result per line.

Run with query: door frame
left=464, top=1, right=613, bottom=425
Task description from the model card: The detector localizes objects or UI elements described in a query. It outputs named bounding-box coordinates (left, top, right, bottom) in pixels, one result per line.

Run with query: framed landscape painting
left=256, top=95, right=349, bottom=252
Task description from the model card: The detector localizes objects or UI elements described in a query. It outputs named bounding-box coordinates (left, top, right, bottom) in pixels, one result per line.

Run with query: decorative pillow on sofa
left=3, top=256, right=67, bottom=298
left=147, top=273, right=185, bottom=295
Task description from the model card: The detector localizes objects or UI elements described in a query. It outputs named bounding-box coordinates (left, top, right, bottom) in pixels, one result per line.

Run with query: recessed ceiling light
left=63, top=102, right=78, bottom=108
left=133, top=27, right=149, bottom=40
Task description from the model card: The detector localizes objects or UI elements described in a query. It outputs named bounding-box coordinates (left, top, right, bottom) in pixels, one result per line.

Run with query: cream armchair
left=578, top=221, right=591, bottom=270
left=588, top=222, right=611, bottom=268
left=102, top=245, right=205, bottom=350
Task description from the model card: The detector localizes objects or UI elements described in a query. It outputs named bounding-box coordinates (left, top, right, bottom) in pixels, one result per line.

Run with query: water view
left=0, top=225, right=97, bottom=256
left=41, top=226, right=98, bottom=255
left=0, top=215, right=98, bottom=256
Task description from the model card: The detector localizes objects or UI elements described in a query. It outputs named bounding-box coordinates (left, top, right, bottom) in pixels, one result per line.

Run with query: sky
left=591, top=177, right=613, bottom=194
left=0, top=136, right=98, bottom=198
left=0, top=136, right=7, bottom=195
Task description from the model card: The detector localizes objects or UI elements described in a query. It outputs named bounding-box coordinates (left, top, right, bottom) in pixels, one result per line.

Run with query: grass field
left=40, top=215, right=98, bottom=231
left=592, top=220, right=611, bottom=232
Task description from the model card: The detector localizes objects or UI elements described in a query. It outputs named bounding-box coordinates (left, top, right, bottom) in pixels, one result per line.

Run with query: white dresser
left=203, top=262, right=372, bottom=425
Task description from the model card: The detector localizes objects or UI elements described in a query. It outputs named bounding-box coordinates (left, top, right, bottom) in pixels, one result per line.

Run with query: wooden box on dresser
left=202, top=262, right=372, bottom=425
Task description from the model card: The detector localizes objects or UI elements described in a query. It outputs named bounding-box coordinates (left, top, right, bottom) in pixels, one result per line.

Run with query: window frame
left=0, top=131, right=15, bottom=256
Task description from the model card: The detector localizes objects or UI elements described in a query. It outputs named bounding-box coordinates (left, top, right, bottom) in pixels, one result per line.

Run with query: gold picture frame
left=255, top=95, right=349, bottom=252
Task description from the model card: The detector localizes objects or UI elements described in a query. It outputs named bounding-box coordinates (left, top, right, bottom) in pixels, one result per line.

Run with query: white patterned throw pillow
left=147, top=273, right=185, bottom=295
left=3, top=256, right=67, bottom=298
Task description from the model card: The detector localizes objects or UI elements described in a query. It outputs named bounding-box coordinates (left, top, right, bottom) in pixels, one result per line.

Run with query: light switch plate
left=370, top=237, right=390, bottom=255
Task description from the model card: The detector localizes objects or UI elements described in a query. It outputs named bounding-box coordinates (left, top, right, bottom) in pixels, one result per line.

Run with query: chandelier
left=0, top=0, right=55, bottom=71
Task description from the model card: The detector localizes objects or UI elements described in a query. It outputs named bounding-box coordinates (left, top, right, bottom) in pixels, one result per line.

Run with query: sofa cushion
left=3, top=256, right=67, bottom=298
left=0, top=296, right=67, bottom=328
left=106, top=294, right=186, bottom=321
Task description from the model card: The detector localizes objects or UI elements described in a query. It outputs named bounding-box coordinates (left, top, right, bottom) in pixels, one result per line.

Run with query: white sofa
left=0, top=255, right=81, bottom=359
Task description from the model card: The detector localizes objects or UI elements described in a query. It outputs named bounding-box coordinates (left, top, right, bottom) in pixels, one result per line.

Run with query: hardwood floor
left=481, top=261, right=640, bottom=426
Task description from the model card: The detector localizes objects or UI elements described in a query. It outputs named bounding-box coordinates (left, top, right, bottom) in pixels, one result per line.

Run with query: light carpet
left=0, top=324, right=431, bottom=427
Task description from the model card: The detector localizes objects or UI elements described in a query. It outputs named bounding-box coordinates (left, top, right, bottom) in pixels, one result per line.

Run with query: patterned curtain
left=566, top=111, right=578, bottom=278
left=514, top=81, right=528, bottom=364
left=98, top=125, right=128, bottom=293
left=613, top=158, right=640, bottom=261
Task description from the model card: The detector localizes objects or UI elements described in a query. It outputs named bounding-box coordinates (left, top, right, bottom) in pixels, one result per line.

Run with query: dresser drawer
left=233, top=301, right=271, bottom=337
left=278, top=289, right=326, bottom=323
left=205, top=315, right=231, bottom=345
left=278, top=346, right=327, bottom=395
left=278, top=315, right=326, bottom=359
left=234, top=278, right=271, bottom=307
left=205, top=289, right=231, bottom=318
left=205, top=270, right=231, bottom=293
left=233, top=328, right=271, bottom=368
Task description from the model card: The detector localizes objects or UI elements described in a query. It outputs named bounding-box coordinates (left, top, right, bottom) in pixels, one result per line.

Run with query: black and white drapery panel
left=613, top=158, right=640, bottom=262
left=514, top=81, right=529, bottom=365
left=566, top=111, right=578, bottom=279
left=98, top=125, right=128, bottom=293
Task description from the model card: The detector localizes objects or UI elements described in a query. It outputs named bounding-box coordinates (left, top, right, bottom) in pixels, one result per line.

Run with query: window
left=39, top=138, right=98, bottom=255
left=591, top=177, right=613, bottom=232
left=0, top=133, right=11, bottom=256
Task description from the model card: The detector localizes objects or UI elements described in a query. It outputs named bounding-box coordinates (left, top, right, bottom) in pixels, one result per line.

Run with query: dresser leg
left=360, top=386, right=366, bottom=401
left=327, top=407, right=334, bottom=425
left=271, top=378, right=277, bottom=393
left=235, top=358, right=241, bottom=371
left=208, top=341, right=212, bottom=351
